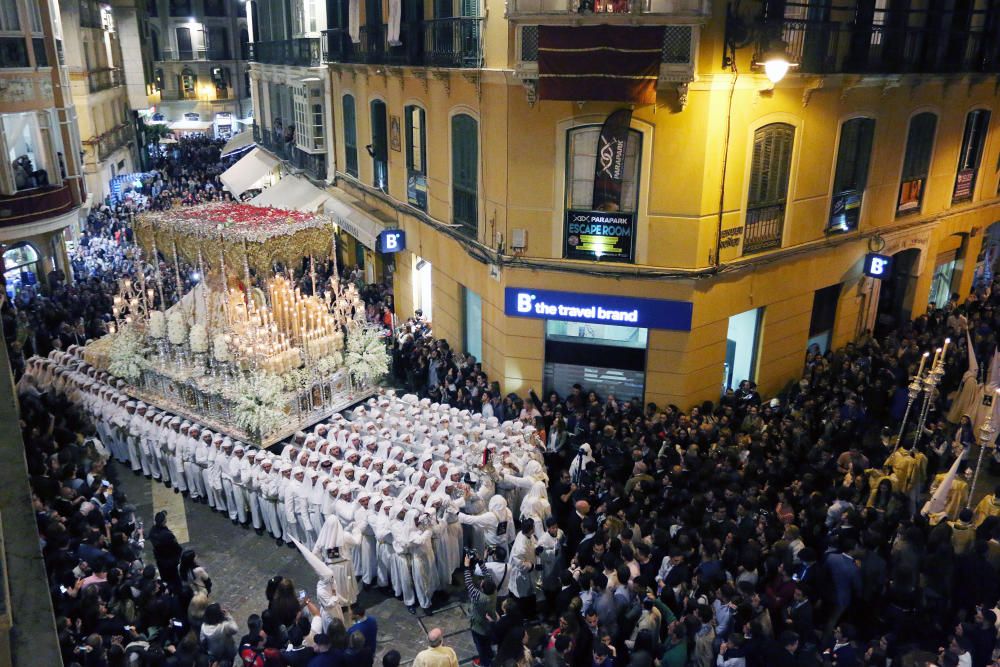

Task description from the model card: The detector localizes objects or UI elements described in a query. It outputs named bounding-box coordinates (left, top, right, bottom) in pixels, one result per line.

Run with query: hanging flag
left=592, top=109, right=633, bottom=212
left=537, top=25, right=663, bottom=104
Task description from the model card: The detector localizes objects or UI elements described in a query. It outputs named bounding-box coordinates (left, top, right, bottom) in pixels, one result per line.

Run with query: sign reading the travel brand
left=377, top=229, right=406, bottom=253
left=564, top=211, right=635, bottom=262
left=504, top=287, right=693, bottom=331
left=863, top=253, right=893, bottom=279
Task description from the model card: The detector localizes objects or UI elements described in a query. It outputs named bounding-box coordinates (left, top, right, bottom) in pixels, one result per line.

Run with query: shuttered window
left=747, top=123, right=794, bottom=208
left=451, top=114, right=478, bottom=238
left=829, top=117, right=875, bottom=233
left=342, top=95, right=358, bottom=178
left=953, top=108, right=990, bottom=203
left=897, top=112, right=937, bottom=213
left=743, top=123, right=794, bottom=254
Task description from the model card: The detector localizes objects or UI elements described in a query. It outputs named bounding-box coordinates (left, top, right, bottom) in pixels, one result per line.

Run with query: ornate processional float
left=84, top=203, right=391, bottom=446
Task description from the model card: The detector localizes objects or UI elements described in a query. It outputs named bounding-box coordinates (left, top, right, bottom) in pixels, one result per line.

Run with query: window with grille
left=565, top=125, right=641, bottom=213
left=342, top=94, right=358, bottom=177
left=405, top=105, right=427, bottom=210
left=743, top=123, right=794, bottom=254
left=451, top=114, right=478, bottom=238
left=828, top=117, right=875, bottom=233
left=953, top=109, right=990, bottom=203
left=897, top=112, right=937, bottom=214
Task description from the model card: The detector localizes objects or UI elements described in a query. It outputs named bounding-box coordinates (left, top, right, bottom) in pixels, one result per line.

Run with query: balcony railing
left=84, top=124, right=135, bottom=162
left=0, top=184, right=77, bottom=227
left=249, top=38, right=321, bottom=67
left=780, top=7, right=1000, bottom=75
left=87, top=67, right=123, bottom=93
left=253, top=124, right=328, bottom=181
left=742, top=203, right=784, bottom=254
left=159, top=47, right=209, bottom=61
left=322, top=17, right=482, bottom=67
left=506, top=0, right=707, bottom=17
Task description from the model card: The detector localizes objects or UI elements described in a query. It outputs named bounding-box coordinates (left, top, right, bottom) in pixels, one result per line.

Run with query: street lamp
left=723, top=1, right=798, bottom=84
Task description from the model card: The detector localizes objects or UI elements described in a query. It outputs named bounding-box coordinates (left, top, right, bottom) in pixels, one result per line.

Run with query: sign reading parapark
left=504, top=287, right=693, bottom=331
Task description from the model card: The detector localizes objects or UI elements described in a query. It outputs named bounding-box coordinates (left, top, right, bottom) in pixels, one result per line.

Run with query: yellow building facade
left=249, top=0, right=1000, bottom=409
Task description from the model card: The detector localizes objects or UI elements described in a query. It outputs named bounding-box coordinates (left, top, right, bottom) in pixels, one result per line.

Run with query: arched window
left=2, top=242, right=41, bottom=296
left=829, top=117, right=875, bottom=233
left=370, top=99, right=388, bottom=192
left=451, top=113, right=478, bottom=238
left=954, top=108, right=990, bottom=203
left=179, top=68, right=196, bottom=99
left=405, top=105, right=427, bottom=209
left=897, top=112, right=937, bottom=214
left=744, top=122, right=794, bottom=254
left=342, top=95, right=358, bottom=177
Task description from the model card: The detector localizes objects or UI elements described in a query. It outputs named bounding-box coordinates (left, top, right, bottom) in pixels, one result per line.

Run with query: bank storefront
left=504, top=287, right=693, bottom=401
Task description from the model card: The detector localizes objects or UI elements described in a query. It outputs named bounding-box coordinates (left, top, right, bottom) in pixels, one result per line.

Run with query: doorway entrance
left=874, top=248, right=920, bottom=337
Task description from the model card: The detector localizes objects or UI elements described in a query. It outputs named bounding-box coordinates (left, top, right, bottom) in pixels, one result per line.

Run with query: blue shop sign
left=377, top=229, right=406, bottom=253
left=863, top=253, right=893, bottom=279
left=504, top=287, right=692, bottom=331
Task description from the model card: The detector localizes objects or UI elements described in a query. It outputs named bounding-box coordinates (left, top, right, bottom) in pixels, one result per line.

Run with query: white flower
left=230, top=373, right=286, bottom=439
left=167, top=310, right=188, bottom=346
left=189, top=323, right=209, bottom=353
left=213, top=334, right=230, bottom=362
left=148, top=310, right=166, bottom=339
left=108, top=326, right=148, bottom=381
left=344, top=324, right=389, bottom=386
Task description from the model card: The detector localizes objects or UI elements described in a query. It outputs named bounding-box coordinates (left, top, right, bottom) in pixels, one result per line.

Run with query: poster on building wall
left=953, top=169, right=975, bottom=201
left=898, top=178, right=923, bottom=212
left=564, top=211, right=635, bottom=262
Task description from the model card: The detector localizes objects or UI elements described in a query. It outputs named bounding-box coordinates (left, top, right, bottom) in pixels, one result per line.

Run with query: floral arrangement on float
left=230, top=372, right=287, bottom=438
left=344, top=323, right=390, bottom=387
left=107, top=326, right=149, bottom=382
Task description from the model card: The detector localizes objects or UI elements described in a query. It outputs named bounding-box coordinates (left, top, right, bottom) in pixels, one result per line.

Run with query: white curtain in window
left=348, top=0, right=359, bottom=42
left=0, top=0, right=20, bottom=31
left=387, top=0, right=401, bottom=45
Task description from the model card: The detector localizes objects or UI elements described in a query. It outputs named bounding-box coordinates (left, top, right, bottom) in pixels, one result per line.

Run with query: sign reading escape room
left=564, top=210, right=635, bottom=262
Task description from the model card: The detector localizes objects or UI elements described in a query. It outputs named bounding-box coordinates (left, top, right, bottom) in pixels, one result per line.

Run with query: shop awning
left=249, top=173, right=329, bottom=212
left=169, top=120, right=213, bottom=132
left=220, top=131, right=255, bottom=157
left=323, top=187, right=392, bottom=250
left=219, top=147, right=280, bottom=199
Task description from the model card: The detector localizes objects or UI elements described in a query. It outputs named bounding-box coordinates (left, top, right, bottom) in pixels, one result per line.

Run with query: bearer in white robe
left=313, top=507, right=361, bottom=606
left=407, top=510, right=437, bottom=612
left=458, top=494, right=515, bottom=557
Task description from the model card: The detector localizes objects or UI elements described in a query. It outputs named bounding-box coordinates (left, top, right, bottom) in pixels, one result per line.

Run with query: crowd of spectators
left=390, top=283, right=1000, bottom=667
left=14, top=130, right=1000, bottom=667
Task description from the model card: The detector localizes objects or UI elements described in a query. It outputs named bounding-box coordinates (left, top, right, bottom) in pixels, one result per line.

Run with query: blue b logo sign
left=863, top=253, right=892, bottom=279
left=378, top=230, right=405, bottom=253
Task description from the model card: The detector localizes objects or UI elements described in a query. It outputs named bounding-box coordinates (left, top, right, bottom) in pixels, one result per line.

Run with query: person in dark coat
left=148, top=510, right=183, bottom=591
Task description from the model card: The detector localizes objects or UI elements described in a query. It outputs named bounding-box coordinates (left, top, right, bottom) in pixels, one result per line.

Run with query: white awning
left=220, top=131, right=254, bottom=157
left=219, top=147, right=280, bottom=199
left=169, top=120, right=213, bottom=132
left=323, top=187, right=391, bottom=250
left=249, top=173, right=329, bottom=212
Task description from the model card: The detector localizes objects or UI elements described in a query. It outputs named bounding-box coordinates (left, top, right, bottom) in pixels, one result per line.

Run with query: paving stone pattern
left=116, top=463, right=478, bottom=664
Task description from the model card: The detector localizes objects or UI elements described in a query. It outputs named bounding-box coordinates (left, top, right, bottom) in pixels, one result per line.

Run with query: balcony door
left=370, top=99, right=388, bottom=192
left=176, top=26, right=193, bottom=60
left=365, top=0, right=384, bottom=56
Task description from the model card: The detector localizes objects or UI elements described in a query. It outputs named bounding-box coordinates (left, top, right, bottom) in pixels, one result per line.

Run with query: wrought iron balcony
left=322, top=17, right=482, bottom=67
left=742, top=203, right=784, bottom=255
left=87, top=67, right=123, bottom=93
left=0, top=184, right=78, bottom=227
left=780, top=2, right=1000, bottom=75
left=249, top=38, right=321, bottom=67
left=506, top=0, right=707, bottom=18
left=253, top=124, right=328, bottom=181
left=84, top=124, right=135, bottom=162
left=159, top=47, right=209, bottom=61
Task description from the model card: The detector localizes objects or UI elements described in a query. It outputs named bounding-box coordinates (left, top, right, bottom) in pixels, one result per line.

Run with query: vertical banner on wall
left=592, top=109, right=633, bottom=212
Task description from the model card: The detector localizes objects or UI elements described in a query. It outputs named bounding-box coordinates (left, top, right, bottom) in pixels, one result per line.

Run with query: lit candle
left=917, top=351, right=929, bottom=377
left=942, top=337, right=951, bottom=359
left=933, top=347, right=942, bottom=367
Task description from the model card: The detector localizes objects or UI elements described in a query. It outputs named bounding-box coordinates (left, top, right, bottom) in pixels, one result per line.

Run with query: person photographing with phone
left=463, top=553, right=499, bottom=667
